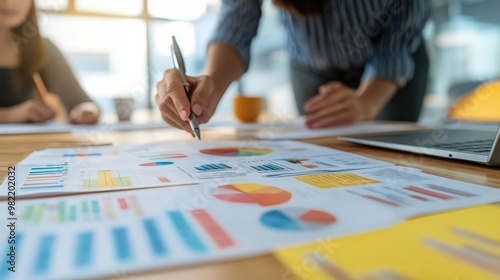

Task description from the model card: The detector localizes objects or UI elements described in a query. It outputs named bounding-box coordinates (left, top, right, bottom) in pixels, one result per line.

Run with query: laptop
left=339, top=123, right=500, bottom=166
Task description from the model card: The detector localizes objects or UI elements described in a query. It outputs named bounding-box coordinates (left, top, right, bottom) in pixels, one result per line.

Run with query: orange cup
left=233, top=95, right=262, bottom=123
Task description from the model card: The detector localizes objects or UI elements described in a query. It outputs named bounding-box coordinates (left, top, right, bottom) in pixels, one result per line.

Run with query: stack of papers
left=222, top=118, right=418, bottom=140
left=1, top=140, right=500, bottom=280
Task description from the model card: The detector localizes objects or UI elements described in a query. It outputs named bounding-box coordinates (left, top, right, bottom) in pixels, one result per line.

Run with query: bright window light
left=154, top=22, right=195, bottom=57
left=35, top=0, right=69, bottom=11
left=76, top=0, right=143, bottom=16
left=148, top=0, right=207, bottom=21
left=39, top=16, right=147, bottom=98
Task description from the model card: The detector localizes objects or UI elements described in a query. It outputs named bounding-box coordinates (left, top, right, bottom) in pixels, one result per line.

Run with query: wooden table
left=1, top=125, right=499, bottom=280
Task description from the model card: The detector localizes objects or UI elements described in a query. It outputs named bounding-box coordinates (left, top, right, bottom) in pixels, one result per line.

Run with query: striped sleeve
left=361, top=0, right=431, bottom=86
left=209, top=0, right=262, bottom=71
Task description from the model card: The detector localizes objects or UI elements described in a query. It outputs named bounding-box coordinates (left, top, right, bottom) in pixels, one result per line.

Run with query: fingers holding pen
left=155, top=72, right=193, bottom=134
left=155, top=70, right=220, bottom=133
left=189, top=75, right=218, bottom=124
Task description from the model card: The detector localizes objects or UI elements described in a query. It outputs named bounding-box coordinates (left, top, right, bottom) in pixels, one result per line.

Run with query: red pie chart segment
left=213, top=184, right=291, bottom=206
left=260, top=208, right=336, bottom=231
left=299, top=210, right=337, bottom=225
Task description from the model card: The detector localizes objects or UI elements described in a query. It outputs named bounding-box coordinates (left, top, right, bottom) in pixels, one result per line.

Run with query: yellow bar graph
left=98, top=170, right=116, bottom=187
left=83, top=170, right=133, bottom=188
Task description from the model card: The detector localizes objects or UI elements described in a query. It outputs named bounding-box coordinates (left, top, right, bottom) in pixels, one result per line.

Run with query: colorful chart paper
left=18, top=195, right=144, bottom=225
left=139, top=162, right=174, bottom=167
left=200, top=147, right=273, bottom=157
left=260, top=208, right=336, bottom=231
left=20, top=164, right=68, bottom=191
left=135, top=152, right=187, bottom=160
left=295, top=172, right=379, bottom=188
left=213, top=184, right=291, bottom=206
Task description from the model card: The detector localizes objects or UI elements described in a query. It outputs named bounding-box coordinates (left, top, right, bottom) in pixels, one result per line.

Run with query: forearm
left=203, top=43, right=245, bottom=98
left=0, top=109, right=11, bottom=123
left=356, top=78, right=398, bottom=120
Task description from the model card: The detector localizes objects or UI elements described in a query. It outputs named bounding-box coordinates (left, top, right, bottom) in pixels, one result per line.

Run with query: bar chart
left=192, top=163, right=233, bottom=172
left=18, top=195, right=144, bottom=224
left=9, top=208, right=238, bottom=279
left=248, top=163, right=288, bottom=172
left=347, top=184, right=478, bottom=208
left=20, top=164, right=68, bottom=191
left=423, top=227, right=500, bottom=276
left=41, top=152, right=120, bottom=158
left=135, top=152, right=188, bottom=160
left=78, top=169, right=175, bottom=189
left=83, top=170, right=133, bottom=188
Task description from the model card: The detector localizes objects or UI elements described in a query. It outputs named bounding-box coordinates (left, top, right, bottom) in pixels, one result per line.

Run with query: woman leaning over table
left=156, top=0, right=430, bottom=133
left=0, top=0, right=100, bottom=124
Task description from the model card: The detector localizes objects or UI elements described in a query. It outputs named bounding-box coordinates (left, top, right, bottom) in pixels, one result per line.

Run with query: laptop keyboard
left=431, top=139, right=494, bottom=154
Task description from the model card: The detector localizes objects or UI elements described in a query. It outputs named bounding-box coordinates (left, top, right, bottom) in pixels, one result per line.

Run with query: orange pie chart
left=213, top=184, right=291, bottom=206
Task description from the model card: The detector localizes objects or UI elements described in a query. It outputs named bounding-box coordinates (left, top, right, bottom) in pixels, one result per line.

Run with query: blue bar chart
left=143, top=219, right=168, bottom=256
left=167, top=211, right=207, bottom=253
left=112, top=227, right=132, bottom=261
left=33, top=235, right=55, bottom=274
left=249, top=163, right=287, bottom=172
left=20, top=164, right=68, bottom=191
left=7, top=208, right=238, bottom=279
left=193, top=163, right=233, bottom=172
left=74, top=232, right=93, bottom=268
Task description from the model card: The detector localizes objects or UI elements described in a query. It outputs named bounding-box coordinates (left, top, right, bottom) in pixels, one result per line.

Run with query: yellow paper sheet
left=275, top=204, right=500, bottom=280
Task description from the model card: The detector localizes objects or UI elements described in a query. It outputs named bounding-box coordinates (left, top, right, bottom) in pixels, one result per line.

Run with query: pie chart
left=260, top=208, right=336, bottom=231
left=200, top=147, right=273, bottom=157
left=213, top=184, right=291, bottom=206
left=139, top=161, right=174, bottom=167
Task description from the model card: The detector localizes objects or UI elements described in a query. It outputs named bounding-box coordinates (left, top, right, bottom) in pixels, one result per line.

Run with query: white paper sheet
left=4, top=140, right=391, bottom=197
left=238, top=118, right=417, bottom=140
left=2, top=166, right=500, bottom=280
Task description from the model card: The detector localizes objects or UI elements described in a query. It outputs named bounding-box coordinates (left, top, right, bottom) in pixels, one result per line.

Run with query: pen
left=171, top=36, right=201, bottom=140
left=32, top=72, right=48, bottom=105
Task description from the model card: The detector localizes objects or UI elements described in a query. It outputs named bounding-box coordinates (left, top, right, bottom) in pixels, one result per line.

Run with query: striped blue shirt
left=211, top=0, right=431, bottom=86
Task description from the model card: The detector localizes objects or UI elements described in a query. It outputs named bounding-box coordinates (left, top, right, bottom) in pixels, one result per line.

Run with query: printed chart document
left=4, top=140, right=391, bottom=197
left=275, top=204, right=500, bottom=280
left=2, top=166, right=500, bottom=280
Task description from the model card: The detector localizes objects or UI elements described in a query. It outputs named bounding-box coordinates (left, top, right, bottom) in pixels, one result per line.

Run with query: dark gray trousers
left=290, top=42, right=429, bottom=122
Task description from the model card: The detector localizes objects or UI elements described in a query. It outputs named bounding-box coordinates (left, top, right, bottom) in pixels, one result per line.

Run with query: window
left=37, top=0, right=290, bottom=116
left=75, top=0, right=143, bottom=16
left=35, top=0, right=69, bottom=11
left=421, top=0, right=500, bottom=124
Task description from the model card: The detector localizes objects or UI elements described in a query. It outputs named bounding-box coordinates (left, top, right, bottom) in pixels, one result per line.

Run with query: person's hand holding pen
left=155, top=72, right=220, bottom=135
left=155, top=36, right=223, bottom=139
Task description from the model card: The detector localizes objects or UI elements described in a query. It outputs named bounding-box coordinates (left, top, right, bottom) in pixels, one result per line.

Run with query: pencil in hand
left=31, top=72, right=68, bottom=121
left=32, top=72, right=49, bottom=104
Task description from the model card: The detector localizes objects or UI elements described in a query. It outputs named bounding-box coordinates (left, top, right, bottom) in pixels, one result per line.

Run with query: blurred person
left=156, top=0, right=430, bottom=134
left=0, top=0, right=100, bottom=124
